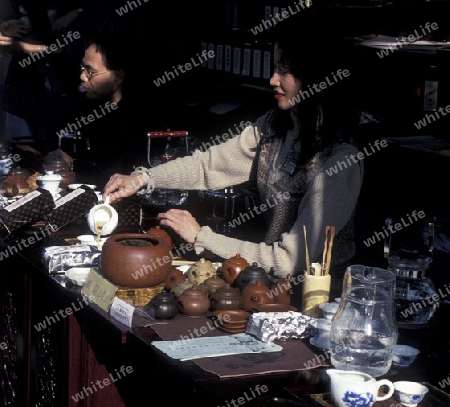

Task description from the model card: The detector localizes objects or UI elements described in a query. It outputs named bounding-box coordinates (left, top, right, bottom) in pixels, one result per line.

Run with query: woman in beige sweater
left=103, top=8, right=364, bottom=284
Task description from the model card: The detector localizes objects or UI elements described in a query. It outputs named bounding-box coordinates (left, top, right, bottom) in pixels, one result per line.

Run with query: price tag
left=81, top=269, right=117, bottom=312
left=110, top=297, right=135, bottom=328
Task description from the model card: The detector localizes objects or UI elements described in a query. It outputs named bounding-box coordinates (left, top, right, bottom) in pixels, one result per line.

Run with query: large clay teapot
left=222, top=253, right=249, bottom=285
left=101, top=233, right=172, bottom=288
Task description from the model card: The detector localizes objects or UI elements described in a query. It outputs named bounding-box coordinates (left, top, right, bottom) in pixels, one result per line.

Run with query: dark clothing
left=0, top=84, right=150, bottom=185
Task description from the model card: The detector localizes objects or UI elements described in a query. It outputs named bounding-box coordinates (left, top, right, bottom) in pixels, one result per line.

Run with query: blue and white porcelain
left=394, top=381, right=428, bottom=406
left=327, top=369, right=395, bottom=407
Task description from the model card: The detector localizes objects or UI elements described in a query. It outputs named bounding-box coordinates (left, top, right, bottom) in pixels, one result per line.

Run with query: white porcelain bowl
left=393, top=381, right=428, bottom=406
left=392, top=344, right=420, bottom=367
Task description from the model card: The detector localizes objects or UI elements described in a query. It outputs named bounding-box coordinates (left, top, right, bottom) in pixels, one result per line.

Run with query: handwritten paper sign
left=81, top=268, right=117, bottom=312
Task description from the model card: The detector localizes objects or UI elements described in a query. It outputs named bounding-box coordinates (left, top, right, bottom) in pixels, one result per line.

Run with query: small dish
left=309, top=319, right=331, bottom=349
left=212, top=309, right=250, bottom=325
left=216, top=324, right=247, bottom=334
left=68, top=183, right=97, bottom=190
left=309, top=336, right=330, bottom=350
left=65, top=267, right=92, bottom=286
left=77, top=234, right=96, bottom=244
left=393, top=381, right=428, bottom=406
left=392, top=344, right=420, bottom=367
left=319, top=302, right=339, bottom=320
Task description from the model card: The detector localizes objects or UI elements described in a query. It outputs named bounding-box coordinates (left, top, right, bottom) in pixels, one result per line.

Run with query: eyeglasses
left=80, top=63, right=110, bottom=80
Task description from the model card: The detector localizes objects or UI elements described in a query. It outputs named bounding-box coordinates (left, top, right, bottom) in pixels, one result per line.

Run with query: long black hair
left=263, top=6, right=362, bottom=164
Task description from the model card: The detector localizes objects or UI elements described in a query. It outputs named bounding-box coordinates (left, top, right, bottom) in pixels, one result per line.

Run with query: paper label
left=4, top=190, right=40, bottom=212
left=110, top=297, right=135, bottom=328
left=54, top=188, right=84, bottom=208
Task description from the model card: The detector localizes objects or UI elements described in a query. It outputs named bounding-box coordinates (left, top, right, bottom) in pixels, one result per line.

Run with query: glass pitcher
left=330, top=265, right=398, bottom=377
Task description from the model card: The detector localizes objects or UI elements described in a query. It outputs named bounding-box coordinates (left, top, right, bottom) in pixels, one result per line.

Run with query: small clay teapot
left=164, top=267, right=186, bottom=291
left=222, top=253, right=249, bottom=284
left=178, top=282, right=211, bottom=317
left=3, top=172, right=30, bottom=196
left=146, top=291, right=179, bottom=319
left=235, top=262, right=272, bottom=292
left=187, top=258, right=216, bottom=285
left=210, top=283, right=242, bottom=311
left=241, top=280, right=275, bottom=311
left=201, top=275, right=226, bottom=294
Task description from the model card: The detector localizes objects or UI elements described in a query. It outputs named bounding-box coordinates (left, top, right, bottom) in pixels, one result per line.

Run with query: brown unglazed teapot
left=178, top=282, right=211, bottom=317
left=221, top=253, right=249, bottom=285
left=241, top=280, right=275, bottom=311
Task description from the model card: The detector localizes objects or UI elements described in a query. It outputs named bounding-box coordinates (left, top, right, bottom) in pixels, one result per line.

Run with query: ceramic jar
left=222, top=253, right=249, bottom=285
left=146, top=291, right=179, bottom=319
left=235, top=262, right=272, bottom=292
left=210, top=283, right=242, bottom=311
left=178, top=283, right=211, bottom=317
left=241, top=280, right=275, bottom=311
left=164, top=267, right=186, bottom=291
left=101, top=233, right=172, bottom=288
left=187, top=258, right=216, bottom=285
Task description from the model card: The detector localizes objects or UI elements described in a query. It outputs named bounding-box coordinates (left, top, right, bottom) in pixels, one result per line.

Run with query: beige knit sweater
left=144, top=112, right=364, bottom=279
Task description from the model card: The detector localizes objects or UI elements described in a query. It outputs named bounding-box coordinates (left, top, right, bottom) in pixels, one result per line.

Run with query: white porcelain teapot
left=326, top=369, right=394, bottom=407
left=87, top=197, right=118, bottom=236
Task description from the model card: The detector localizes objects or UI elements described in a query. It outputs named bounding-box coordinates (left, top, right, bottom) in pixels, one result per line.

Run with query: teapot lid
left=182, top=282, right=207, bottom=296
left=215, top=283, right=240, bottom=297
left=242, top=262, right=266, bottom=274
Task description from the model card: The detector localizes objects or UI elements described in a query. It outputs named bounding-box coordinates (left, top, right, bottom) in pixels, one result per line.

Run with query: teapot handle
left=375, top=379, right=395, bottom=401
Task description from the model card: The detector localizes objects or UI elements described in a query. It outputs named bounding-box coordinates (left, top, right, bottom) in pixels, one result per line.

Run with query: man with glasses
left=0, top=27, right=151, bottom=183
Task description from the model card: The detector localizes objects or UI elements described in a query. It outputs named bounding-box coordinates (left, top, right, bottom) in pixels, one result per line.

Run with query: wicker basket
left=115, top=282, right=165, bottom=307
